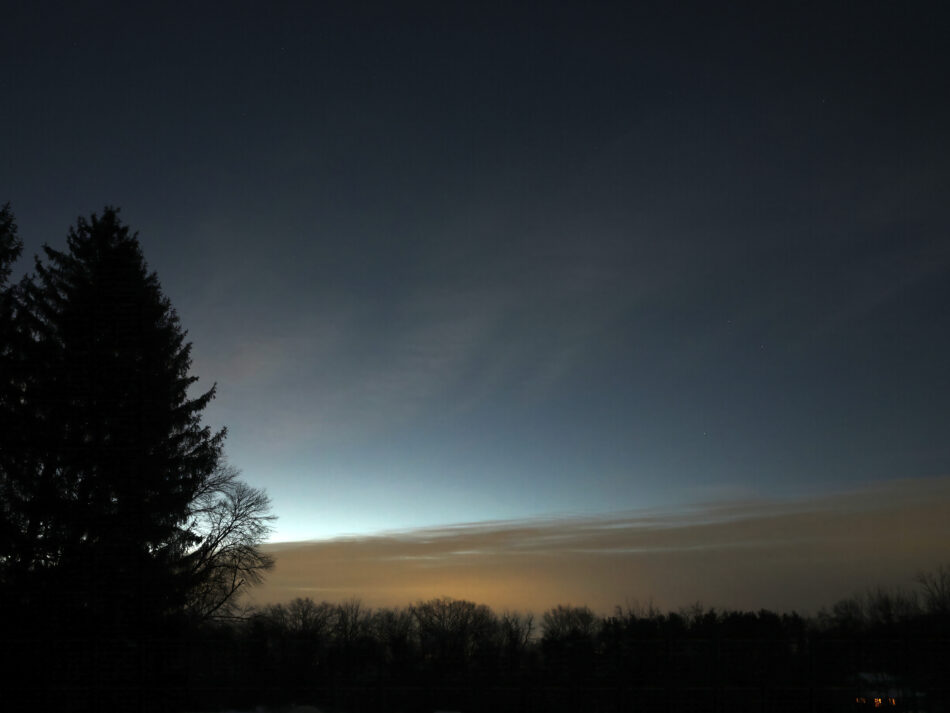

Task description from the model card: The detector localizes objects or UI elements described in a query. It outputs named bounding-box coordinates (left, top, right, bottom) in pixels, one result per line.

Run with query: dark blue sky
left=3, top=1, right=949, bottom=542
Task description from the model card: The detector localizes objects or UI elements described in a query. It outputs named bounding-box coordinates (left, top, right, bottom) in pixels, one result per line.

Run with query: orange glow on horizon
left=247, top=479, right=950, bottom=614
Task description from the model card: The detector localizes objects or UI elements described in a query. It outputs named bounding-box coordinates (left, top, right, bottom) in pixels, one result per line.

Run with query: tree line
left=48, top=570, right=946, bottom=713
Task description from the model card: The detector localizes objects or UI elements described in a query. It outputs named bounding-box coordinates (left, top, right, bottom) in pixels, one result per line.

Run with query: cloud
left=247, top=476, right=950, bottom=616
left=197, top=245, right=649, bottom=454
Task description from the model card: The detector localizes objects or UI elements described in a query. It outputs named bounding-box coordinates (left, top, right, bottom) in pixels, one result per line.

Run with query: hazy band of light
left=249, top=476, right=950, bottom=616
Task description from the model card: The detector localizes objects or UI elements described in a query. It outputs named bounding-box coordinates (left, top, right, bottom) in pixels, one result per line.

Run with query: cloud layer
left=249, top=476, right=950, bottom=615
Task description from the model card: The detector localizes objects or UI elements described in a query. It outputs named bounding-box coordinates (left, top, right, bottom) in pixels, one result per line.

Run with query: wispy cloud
left=196, top=240, right=651, bottom=451
left=249, top=476, right=950, bottom=616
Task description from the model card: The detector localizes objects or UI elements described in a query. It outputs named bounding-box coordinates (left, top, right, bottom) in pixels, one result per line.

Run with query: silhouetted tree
left=334, top=597, right=371, bottom=647
left=176, top=461, right=274, bottom=622
left=540, top=604, right=599, bottom=682
left=0, top=203, right=25, bottom=581
left=541, top=604, right=598, bottom=641
left=500, top=610, right=534, bottom=653
left=0, top=202, right=21, bottom=286
left=0, top=206, right=273, bottom=708
left=412, top=597, right=498, bottom=673
left=372, top=606, right=417, bottom=675
left=0, top=203, right=55, bottom=618
left=917, top=564, right=950, bottom=617
left=262, top=596, right=335, bottom=637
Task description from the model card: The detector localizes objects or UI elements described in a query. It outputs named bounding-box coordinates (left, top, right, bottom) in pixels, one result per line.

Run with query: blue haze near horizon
left=2, top=1, right=949, bottom=543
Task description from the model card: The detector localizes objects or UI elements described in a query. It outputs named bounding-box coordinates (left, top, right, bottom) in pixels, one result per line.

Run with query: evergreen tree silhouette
left=1, top=206, right=272, bottom=710
left=18, top=207, right=224, bottom=630
left=0, top=203, right=27, bottom=592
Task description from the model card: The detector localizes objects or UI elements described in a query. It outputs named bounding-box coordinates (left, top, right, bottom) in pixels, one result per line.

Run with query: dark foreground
left=3, top=595, right=949, bottom=713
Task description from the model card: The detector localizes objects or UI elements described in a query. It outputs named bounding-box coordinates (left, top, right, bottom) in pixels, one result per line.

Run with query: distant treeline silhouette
left=169, top=572, right=948, bottom=713
left=9, top=573, right=943, bottom=713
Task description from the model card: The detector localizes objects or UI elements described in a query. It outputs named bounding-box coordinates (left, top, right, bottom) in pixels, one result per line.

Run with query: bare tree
left=412, top=597, right=498, bottom=663
left=255, top=597, right=334, bottom=638
left=541, top=604, right=599, bottom=640
left=334, top=598, right=372, bottom=646
left=500, top=610, right=535, bottom=650
left=499, top=609, right=534, bottom=673
left=288, top=597, right=335, bottom=636
left=916, top=564, right=950, bottom=617
left=615, top=598, right=663, bottom=621
left=372, top=606, right=416, bottom=664
left=177, top=462, right=275, bottom=621
left=863, top=586, right=921, bottom=626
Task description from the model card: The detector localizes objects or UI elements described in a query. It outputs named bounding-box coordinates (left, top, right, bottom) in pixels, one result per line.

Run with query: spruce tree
left=1, top=207, right=272, bottom=641
left=0, top=203, right=26, bottom=587
left=0, top=202, right=21, bottom=287
left=2, top=206, right=275, bottom=710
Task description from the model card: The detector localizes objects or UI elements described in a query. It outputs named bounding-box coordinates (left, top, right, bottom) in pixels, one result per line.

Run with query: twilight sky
left=3, top=2, right=949, bottom=606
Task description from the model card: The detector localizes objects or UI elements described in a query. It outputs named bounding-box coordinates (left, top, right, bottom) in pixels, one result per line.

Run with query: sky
left=253, top=477, right=950, bottom=615
left=2, top=2, right=949, bottom=608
